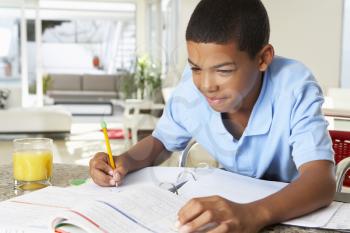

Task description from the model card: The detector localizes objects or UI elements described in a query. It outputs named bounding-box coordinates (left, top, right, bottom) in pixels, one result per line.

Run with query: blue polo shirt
left=152, top=56, right=334, bottom=182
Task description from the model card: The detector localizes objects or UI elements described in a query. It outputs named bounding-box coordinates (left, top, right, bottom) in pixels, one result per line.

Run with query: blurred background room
left=0, top=0, right=349, bottom=168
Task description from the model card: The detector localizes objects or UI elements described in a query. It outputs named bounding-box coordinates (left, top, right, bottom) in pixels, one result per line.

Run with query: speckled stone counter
left=0, top=164, right=341, bottom=232
left=0, top=163, right=90, bottom=201
left=261, top=225, right=339, bottom=233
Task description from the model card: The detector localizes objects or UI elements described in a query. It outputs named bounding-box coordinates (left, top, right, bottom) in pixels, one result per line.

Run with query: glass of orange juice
left=13, top=138, right=53, bottom=191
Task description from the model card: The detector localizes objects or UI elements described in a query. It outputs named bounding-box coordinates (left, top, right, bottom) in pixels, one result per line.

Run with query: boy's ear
left=257, top=44, right=274, bottom=71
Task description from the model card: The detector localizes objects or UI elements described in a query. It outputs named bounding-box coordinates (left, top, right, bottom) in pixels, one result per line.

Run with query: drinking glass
left=13, top=138, right=53, bottom=191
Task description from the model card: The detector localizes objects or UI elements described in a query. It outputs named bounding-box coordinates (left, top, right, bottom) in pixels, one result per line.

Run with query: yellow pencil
left=101, top=120, right=116, bottom=169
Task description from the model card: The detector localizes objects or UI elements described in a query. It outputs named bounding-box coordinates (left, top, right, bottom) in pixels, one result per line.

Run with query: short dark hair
left=186, top=0, right=270, bottom=58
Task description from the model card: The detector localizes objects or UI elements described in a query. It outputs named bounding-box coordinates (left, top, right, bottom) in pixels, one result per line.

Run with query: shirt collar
left=211, top=110, right=228, bottom=134
left=244, top=71, right=272, bottom=136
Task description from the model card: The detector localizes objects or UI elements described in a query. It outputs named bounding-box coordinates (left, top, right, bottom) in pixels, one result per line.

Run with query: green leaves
left=135, top=55, right=161, bottom=100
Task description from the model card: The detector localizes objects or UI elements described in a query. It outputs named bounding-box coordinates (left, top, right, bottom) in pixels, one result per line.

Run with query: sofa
left=46, top=73, right=125, bottom=102
left=0, top=106, right=71, bottom=134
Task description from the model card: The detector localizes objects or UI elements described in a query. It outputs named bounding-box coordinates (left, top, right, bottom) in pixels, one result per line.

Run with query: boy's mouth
left=205, top=96, right=227, bottom=105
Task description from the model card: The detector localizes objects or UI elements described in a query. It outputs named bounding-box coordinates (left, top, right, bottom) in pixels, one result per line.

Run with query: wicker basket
left=329, top=130, right=350, bottom=187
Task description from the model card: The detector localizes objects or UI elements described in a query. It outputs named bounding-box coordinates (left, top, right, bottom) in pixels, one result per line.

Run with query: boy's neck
left=228, top=72, right=264, bottom=118
left=223, top=72, right=264, bottom=139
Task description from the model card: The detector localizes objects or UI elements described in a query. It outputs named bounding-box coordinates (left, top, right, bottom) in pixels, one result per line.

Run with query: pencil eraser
left=100, top=120, right=107, bottom=129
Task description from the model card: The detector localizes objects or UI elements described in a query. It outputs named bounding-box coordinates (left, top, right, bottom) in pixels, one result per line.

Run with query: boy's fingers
left=110, top=157, right=129, bottom=186
left=178, top=197, right=213, bottom=225
left=89, top=153, right=129, bottom=187
left=94, top=152, right=110, bottom=162
left=91, top=169, right=115, bottom=187
left=94, top=160, right=114, bottom=175
left=115, top=164, right=128, bottom=177
left=113, top=167, right=128, bottom=185
left=89, top=153, right=115, bottom=184
left=89, top=153, right=110, bottom=170
left=179, top=211, right=215, bottom=233
left=113, top=171, right=121, bottom=181
left=114, top=157, right=128, bottom=177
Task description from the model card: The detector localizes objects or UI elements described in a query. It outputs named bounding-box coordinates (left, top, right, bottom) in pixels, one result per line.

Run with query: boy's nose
left=201, top=72, right=218, bottom=93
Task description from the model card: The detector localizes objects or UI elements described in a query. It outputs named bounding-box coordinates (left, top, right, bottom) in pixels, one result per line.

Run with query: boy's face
left=187, top=41, right=262, bottom=113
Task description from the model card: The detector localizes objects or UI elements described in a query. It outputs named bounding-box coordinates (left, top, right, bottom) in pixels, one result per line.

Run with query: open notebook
left=0, top=167, right=349, bottom=233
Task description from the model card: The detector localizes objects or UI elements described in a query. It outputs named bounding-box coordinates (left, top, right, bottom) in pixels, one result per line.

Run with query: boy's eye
left=191, top=67, right=201, bottom=72
left=217, top=69, right=234, bottom=74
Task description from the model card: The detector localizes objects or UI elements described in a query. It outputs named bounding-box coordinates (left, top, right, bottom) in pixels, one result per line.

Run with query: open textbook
left=0, top=184, right=186, bottom=233
left=0, top=167, right=350, bottom=233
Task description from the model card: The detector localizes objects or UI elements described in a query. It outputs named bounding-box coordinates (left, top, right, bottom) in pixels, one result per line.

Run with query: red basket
left=329, top=130, right=350, bottom=187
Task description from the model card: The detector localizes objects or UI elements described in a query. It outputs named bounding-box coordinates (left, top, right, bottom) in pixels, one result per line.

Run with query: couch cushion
left=82, top=74, right=116, bottom=92
left=49, top=74, right=82, bottom=91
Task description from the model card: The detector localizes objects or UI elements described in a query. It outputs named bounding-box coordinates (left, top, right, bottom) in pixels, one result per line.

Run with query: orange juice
left=13, top=150, right=53, bottom=181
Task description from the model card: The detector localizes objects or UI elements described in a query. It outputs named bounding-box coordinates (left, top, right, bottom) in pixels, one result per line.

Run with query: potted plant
left=120, top=71, right=138, bottom=99
left=134, top=56, right=162, bottom=100
left=42, top=74, right=53, bottom=95
left=28, top=74, right=53, bottom=95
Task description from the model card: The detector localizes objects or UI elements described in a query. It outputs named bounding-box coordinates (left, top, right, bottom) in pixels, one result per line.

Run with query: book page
left=53, top=184, right=186, bottom=233
left=179, top=168, right=288, bottom=203
left=324, top=203, right=350, bottom=230
left=1, top=183, right=185, bottom=233
left=101, top=184, right=187, bottom=232
left=178, top=169, right=341, bottom=228
left=54, top=200, right=153, bottom=233
left=69, top=167, right=187, bottom=194
left=0, top=186, right=96, bottom=232
left=11, top=186, right=96, bottom=208
left=283, top=202, right=342, bottom=228
left=0, top=200, right=59, bottom=233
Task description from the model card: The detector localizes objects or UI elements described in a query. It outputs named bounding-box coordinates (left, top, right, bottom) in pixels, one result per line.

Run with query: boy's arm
left=119, top=135, right=171, bottom=173
left=252, top=160, right=335, bottom=228
left=177, top=160, right=336, bottom=233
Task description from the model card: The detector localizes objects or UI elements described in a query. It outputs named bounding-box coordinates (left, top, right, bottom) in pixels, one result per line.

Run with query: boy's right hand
left=89, top=152, right=129, bottom=187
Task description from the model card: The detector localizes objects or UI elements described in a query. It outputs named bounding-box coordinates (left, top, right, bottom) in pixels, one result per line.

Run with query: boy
left=89, top=0, right=336, bottom=232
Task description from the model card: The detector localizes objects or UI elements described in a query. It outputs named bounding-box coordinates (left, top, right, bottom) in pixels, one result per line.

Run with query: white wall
left=173, top=0, right=344, bottom=90
left=341, top=0, right=350, bottom=88
left=262, top=0, right=343, bottom=91
left=164, top=0, right=344, bottom=89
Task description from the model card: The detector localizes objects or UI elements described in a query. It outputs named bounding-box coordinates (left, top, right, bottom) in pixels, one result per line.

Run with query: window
left=0, top=28, right=12, bottom=57
left=161, top=0, right=178, bottom=75
left=39, top=19, right=136, bottom=74
left=148, top=0, right=160, bottom=63
left=0, top=1, right=136, bottom=107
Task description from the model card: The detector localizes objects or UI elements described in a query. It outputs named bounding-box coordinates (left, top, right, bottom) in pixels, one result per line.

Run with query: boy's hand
left=89, top=152, right=129, bottom=187
left=176, top=196, right=263, bottom=233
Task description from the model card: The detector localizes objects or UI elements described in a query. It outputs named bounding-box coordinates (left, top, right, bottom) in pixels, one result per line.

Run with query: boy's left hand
left=176, top=196, right=263, bottom=233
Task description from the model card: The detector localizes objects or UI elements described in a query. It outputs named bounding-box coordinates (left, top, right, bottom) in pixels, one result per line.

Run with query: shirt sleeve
left=152, top=94, right=192, bottom=151
left=152, top=68, right=192, bottom=151
left=288, top=81, right=334, bottom=168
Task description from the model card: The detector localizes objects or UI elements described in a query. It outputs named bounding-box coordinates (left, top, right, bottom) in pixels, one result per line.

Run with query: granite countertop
left=0, top=164, right=341, bottom=233
left=0, top=163, right=90, bottom=201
